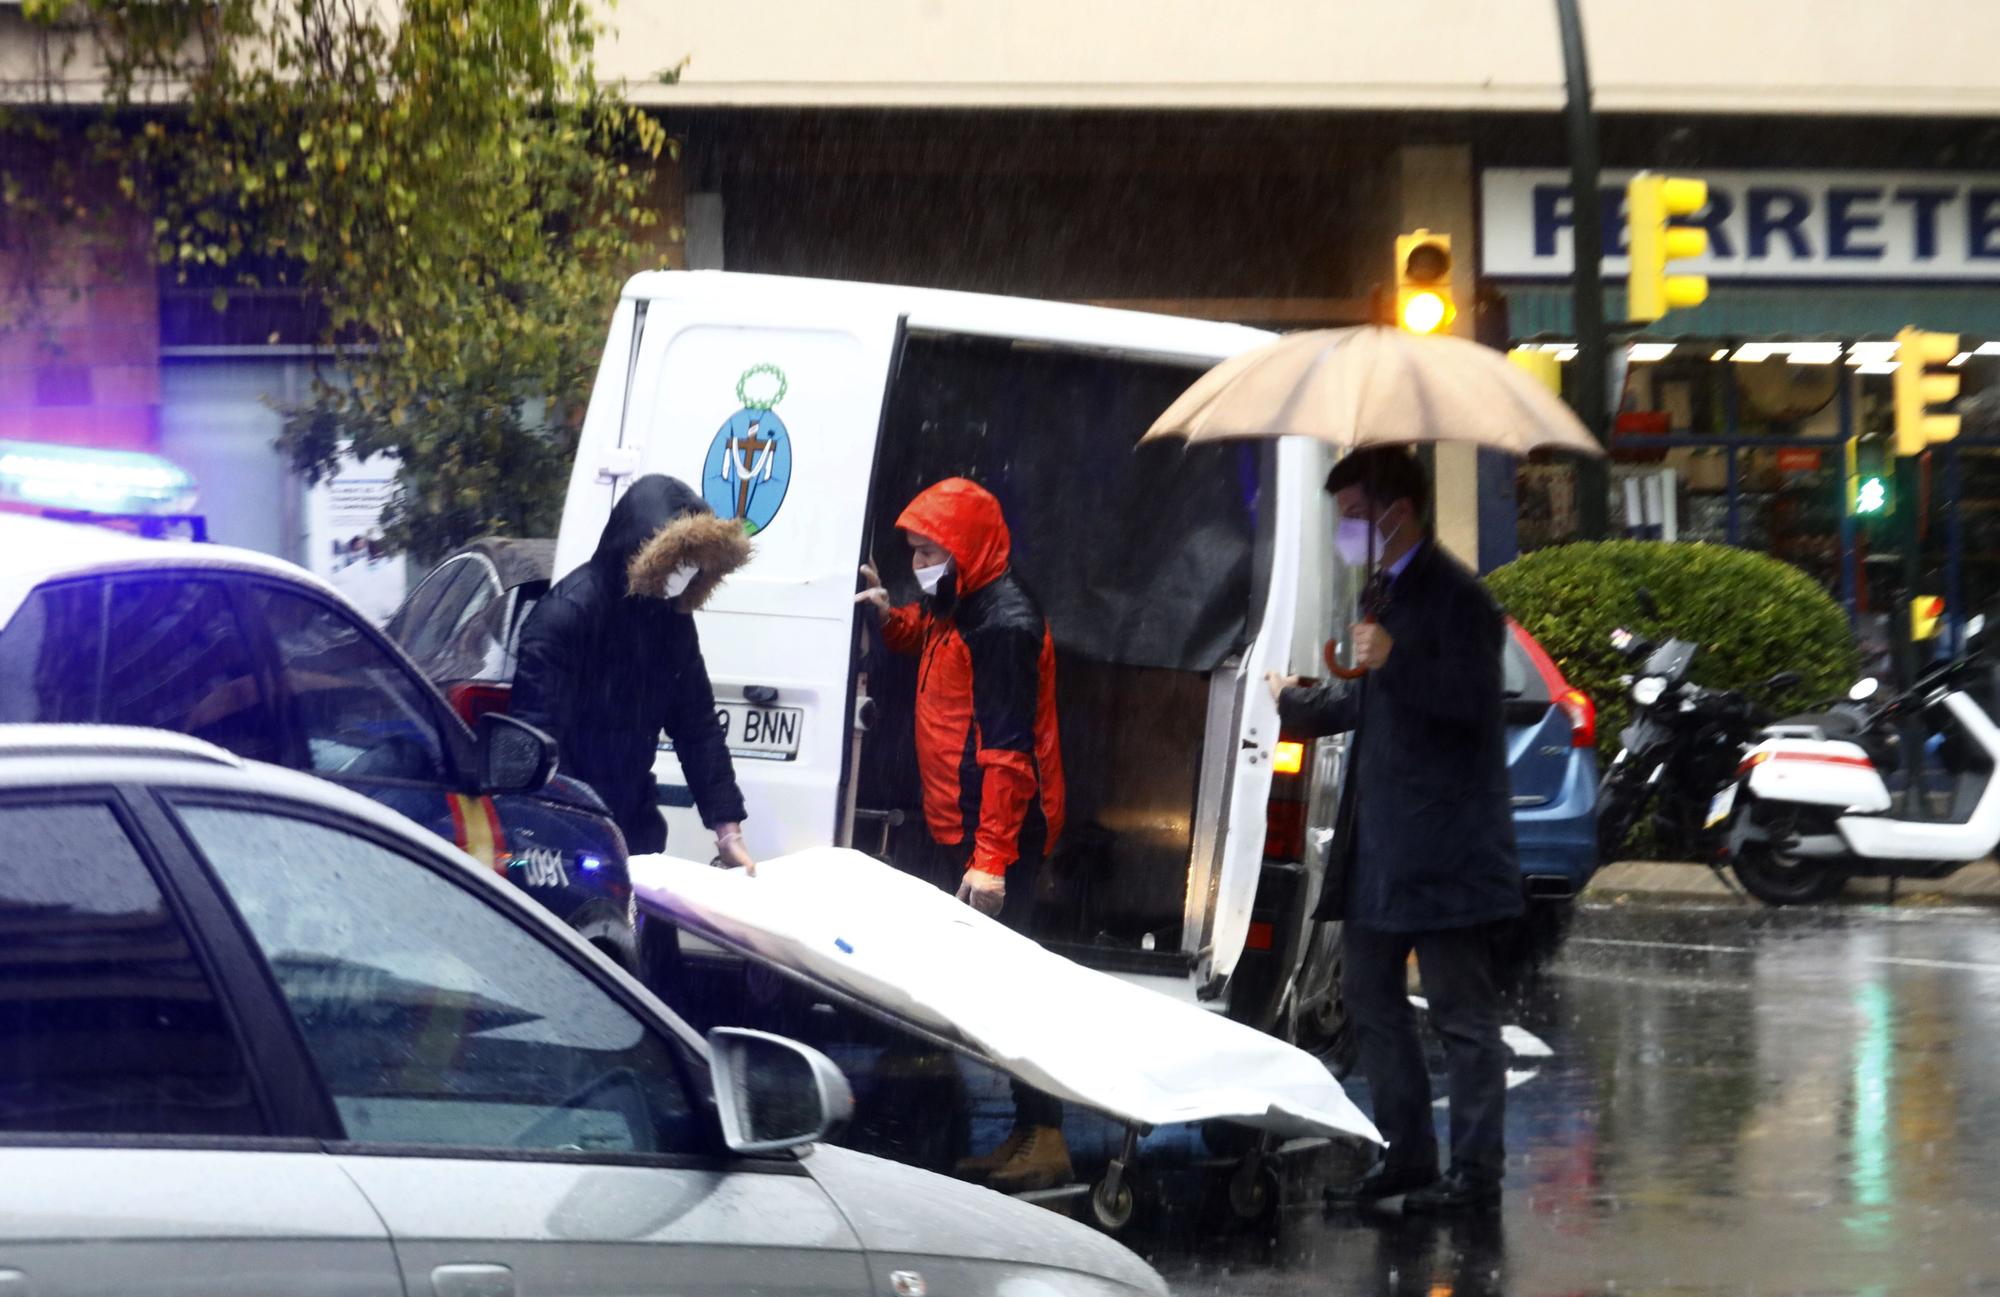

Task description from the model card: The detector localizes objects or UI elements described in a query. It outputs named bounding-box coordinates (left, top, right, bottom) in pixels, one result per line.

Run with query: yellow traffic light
left=1627, top=174, right=1710, bottom=323
left=1913, top=595, right=1945, bottom=642
left=1893, top=326, right=1962, bottom=458
left=1395, top=230, right=1455, bottom=335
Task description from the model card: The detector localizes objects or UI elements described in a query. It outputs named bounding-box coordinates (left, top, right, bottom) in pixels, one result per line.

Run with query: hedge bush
left=1486, top=541, right=1858, bottom=749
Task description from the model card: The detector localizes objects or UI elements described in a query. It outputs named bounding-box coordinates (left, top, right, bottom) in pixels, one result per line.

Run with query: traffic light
left=1912, top=595, right=1945, bottom=642
left=1394, top=230, right=1455, bottom=335
left=1893, top=326, right=1962, bottom=458
left=1845, top=434, right=1894, bottom=520
left=1626, top=174, right=1710, bottom=323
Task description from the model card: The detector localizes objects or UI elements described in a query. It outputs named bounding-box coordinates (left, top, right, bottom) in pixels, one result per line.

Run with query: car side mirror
left=477, top=712, right=556, bottom=795
left=707, top=1027, right=853, bottom=1155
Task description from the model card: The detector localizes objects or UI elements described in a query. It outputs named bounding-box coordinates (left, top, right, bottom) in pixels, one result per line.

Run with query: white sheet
left=631, top=847, right=1381, bottom=1146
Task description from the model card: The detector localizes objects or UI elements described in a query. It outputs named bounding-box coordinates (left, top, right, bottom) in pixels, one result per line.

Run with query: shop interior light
left=1711, top=349, right=1729, bottom=361
left=1628, top=343, right=1677, bottom=363
left=1732, top=341, right=1842, bottom=365
left=1951, top=352, right=1973, bottom=367
left=1976, top=342, right=2000, bottom=357
left=0, top=439, right=197, bottom=515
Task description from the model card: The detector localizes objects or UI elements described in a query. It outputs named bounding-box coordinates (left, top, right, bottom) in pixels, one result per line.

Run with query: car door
left=0, top=793, right=401, bottom=1297
left=168, top=798, right=872, bottom=1297
left=235, top=577, right=581, bottom=882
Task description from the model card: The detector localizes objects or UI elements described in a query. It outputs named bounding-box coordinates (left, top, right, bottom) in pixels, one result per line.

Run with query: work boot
left=954, top=1125, right=1028, bottom=1182
left=987, top=1125, right=1074, bottom=1194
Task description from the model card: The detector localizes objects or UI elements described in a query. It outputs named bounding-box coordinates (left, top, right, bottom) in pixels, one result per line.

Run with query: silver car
left=0, top=726, right=1166, bottom=1297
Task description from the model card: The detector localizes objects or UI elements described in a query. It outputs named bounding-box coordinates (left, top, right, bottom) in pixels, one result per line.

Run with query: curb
left=1585, top=859, right=2000, bottom=907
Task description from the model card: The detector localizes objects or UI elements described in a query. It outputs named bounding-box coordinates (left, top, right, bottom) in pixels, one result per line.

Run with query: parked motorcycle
left=1713, top=651, right=2000, bottom=906
left=1596, top=615, right=1801, bottom=864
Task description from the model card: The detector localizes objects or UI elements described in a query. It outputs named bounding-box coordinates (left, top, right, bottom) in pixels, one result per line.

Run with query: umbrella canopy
left=1143, top=326, right=1604, bottom=458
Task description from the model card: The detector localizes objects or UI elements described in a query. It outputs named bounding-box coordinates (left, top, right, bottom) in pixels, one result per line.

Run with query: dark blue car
left=0, top=516, right=638, bottom=973
left=1503, top=619, right=1600, bottom=902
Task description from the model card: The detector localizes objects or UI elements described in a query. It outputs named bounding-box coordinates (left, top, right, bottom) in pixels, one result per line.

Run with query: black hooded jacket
left=513, top=476, right=747, bottom=854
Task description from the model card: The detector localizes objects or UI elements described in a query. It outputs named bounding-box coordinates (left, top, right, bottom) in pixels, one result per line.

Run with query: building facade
left=6, top=0, right=2000, bottom=615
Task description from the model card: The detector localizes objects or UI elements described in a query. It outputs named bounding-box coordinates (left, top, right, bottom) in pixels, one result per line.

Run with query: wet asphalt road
left=1144, top=899, right=2000, bottom=1297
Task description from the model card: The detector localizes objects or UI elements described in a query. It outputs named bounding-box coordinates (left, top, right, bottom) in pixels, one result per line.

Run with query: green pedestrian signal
left=1845, top=434, right=1895, bottom=520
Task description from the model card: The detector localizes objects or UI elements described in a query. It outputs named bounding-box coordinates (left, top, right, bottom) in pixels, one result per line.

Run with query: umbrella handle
left=1324, top=617, right=1375, bottom=680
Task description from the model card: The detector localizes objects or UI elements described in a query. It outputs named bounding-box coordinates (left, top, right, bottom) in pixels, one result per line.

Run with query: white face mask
left=915, top=559, right=951, bottom=596
left=663, top=562, right=700, bottom=598
left=1335, top=511, right=1405, bottom=567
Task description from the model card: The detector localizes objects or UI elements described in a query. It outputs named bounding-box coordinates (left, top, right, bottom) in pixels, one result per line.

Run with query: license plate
left=661, top=703, right=803, bottom=762
left=1704, top=783, right=1738, bottom=830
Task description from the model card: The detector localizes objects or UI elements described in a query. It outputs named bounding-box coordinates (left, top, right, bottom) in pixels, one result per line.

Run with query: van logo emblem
left=702, top=363, right=792, bottom=536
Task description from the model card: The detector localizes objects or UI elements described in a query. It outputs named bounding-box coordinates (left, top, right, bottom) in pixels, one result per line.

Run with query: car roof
left=0, top=513, right=342, bottom=625
left=0, top=725, right=441, bottom=840
left=622, top=269, right=1273, bottom=367
left=446, top=537, right=555, bottom=589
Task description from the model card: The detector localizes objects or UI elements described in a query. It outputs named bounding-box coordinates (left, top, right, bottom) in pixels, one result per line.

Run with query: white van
left=553, top=271, right=1351, bottom=1035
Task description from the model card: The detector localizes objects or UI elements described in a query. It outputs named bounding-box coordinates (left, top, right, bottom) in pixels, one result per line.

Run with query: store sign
left=1483, top=168, right=2000, bottom=281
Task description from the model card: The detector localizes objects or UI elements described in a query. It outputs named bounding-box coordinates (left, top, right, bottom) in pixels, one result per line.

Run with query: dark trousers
left=900, top=830, right=1063, bottom=1131
left=1342, top=923, right=1508, bottom=1184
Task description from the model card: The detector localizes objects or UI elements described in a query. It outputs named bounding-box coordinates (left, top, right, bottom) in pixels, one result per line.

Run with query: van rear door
left=609, top=297, right=903, bottom=860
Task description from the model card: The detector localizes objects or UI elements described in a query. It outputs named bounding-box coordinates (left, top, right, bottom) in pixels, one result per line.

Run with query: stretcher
left=630, top=847, right=1382, bottom=1231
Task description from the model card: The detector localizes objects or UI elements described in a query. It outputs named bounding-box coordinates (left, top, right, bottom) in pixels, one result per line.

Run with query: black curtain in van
left=871, top=333, right=1262, bottom=673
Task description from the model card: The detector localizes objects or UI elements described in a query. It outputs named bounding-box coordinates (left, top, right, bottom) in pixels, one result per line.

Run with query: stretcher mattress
left=631, top=847, right=1382, bottom=1145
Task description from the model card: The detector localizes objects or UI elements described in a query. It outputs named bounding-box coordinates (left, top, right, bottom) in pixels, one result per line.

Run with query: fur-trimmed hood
left=627, top=512, right=753, bottom=612
left=591, top=475, right=752, bottom=613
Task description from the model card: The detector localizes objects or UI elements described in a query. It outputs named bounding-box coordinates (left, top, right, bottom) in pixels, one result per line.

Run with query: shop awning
left=1501, top=284, right=2000, bottom=342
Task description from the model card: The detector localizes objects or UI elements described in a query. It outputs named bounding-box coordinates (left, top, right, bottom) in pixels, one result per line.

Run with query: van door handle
left=596, top=446, right=642, bottom=485
left=432, top=1264, right=515, bottom=1297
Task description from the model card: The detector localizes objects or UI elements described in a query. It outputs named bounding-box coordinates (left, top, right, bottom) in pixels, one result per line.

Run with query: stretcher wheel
left=1090, top=1177, right=1136, bottom=1232
left=1228, top=1163, right=1279, bottom=1221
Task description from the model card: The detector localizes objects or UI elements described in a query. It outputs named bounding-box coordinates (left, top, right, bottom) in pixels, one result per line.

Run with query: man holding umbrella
left=1266, top=447, right=1521, bottom=1213
left=1144, top=323, right=1603, bottom=1214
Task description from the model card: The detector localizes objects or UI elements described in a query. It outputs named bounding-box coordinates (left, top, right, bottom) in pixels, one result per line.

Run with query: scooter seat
left=1775, top=710, right=1863, bottom=740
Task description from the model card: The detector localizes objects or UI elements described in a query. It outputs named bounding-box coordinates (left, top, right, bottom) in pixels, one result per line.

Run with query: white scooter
left=1711, top=647, right=2000, bottom=906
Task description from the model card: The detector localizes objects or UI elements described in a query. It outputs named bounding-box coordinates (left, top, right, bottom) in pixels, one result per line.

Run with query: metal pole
left=1947, top=444, right=1965, bottom=660
left=1723, top=374, right=1742, bottom=546
left=1895, top=454, right=1921, bottom=693
left=1838, top=374, right=1858, bottom=623
left=1555, top=0, right=1610, bottom=540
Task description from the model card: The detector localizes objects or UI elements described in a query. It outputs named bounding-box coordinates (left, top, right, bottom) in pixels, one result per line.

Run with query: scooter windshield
left=1641, top=638, right=1698, bottom=685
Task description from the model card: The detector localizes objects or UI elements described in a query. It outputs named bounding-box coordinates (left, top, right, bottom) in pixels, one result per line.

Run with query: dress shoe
left=986, top=1125, right=1075, bottom=1193
left=1324, top=1161, right=1439, bottom=1205
left=1403, top=1168, right=1502, bottom=1214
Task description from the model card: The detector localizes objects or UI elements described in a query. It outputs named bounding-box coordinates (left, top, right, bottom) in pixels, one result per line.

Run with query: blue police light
left=579, top=855, right=604, bottom=873
left=0, top=439, right=197, bottom=515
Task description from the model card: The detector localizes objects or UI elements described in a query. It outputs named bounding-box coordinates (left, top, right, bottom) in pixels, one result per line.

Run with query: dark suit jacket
left=1279, top=542, right=1523, bottom=933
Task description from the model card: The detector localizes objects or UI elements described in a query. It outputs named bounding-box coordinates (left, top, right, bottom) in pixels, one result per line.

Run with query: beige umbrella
left=1144, top=325, right=1601, bottom=679
left=1142, top=325, right=1604, bottom=457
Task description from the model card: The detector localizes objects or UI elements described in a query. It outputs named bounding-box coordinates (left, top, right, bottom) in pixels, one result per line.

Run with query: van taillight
left=1265, top=733, right=1312, bottom=861
left=448, top=681, right=513, bottom=727
left=1558, top=688, right=1596, bottom=748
